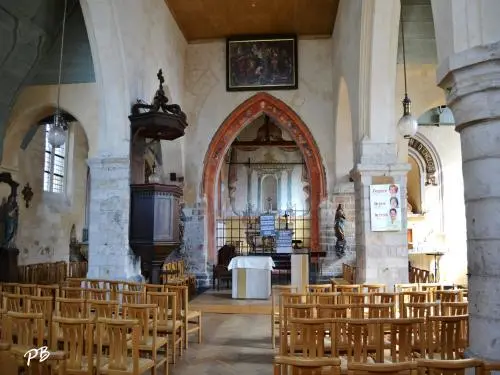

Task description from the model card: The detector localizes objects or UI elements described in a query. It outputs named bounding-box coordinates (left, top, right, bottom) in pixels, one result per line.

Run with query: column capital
left=350, top=162, right=411, bottom=180
left=437, top=41, right=500, bottom=131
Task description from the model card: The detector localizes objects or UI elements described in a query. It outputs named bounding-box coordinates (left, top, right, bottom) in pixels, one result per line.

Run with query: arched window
left=43, top=124, right=67, bottom=193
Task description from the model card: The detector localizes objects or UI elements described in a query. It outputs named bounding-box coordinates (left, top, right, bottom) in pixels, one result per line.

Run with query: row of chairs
left=274, top=357, right=500, bottom=375
left=18, top=261, right=88, bottom=285
left=0, top=280, right=203, bottom=374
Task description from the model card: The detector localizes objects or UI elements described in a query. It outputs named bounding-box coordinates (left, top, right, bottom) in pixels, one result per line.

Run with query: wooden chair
left=416, top=359, right=483, bottom=375
left=363, top=284, right=386, bottom=293
left=38, top=284, right=60, bottom=299
left=435, top=290, right=464, bottom=303
left=18, top=284, right=37, bottom=296
left=274, top=356, right=341, bottom=375
left=483, top=362, right=500, bottom=375
left=145, top=284, right=164, bottom=294
left=348, top=362, right=417, bottom=375
left=287, top=317, right=333, bottom=357
left=108, top=281, right=122, bottom=302
left=86, top=288, right=109, bottom=301
left=335, top=284, right=361, bottom=294
left=3, top=293, right=26, bottom=312
left=212, top=244, right=237, bottom=290
left=394, top=284, right=419, bottom=293
left=399, top=292, right=428, bottom=317
left=61, top=287, right=87, bottom=299
left=307, top=292, right=340, bottom=305
left=122, top=290, right=146, bottom=304
left=121, top=304, right=168, bottom=375
left=426, top=315, right=468, bottom=359
left=56, top=298, right=88, bottom=318
left=370, top=293, right=397, bottom=304
left=26, top=295, right=54, bottom=343
left=441, top=302, right=468, bottom=316
left=2, top=312, right=45, bottom=358
left=271, top=285, right=298, bottom=349
left=147, top=291, right=183, bottom=364
left=88, top=299, right=119, bottom=319
left=96, top=318, right=156, bottom=375
left=125, top=282, right=143, bottom=292
left=388, top=318, right=425, bottom=362
left=307, top=284, right=333, bottom=293
left=164, top=284, right=202, bottom=348
left=51, top=317, right=94, bottom=375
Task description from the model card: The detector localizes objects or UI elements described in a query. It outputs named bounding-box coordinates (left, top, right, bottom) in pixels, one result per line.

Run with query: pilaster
left=87, top=156, right=141, bottom=280
left=438, top=41, right=500, bottom=361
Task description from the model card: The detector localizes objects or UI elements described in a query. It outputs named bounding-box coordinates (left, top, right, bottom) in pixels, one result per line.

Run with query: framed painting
left=226, top=35, right=298, bottom=91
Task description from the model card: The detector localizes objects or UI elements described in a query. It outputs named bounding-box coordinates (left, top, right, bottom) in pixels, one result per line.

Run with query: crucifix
left=283, top=211, right=290, bottom=230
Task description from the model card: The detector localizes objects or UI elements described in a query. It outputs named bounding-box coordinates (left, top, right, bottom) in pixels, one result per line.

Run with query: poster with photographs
left=369, top=184, right=402, bottom=231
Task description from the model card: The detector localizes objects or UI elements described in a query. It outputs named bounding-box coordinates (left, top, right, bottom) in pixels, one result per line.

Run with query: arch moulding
left=202, top=92, right=327, bottom=262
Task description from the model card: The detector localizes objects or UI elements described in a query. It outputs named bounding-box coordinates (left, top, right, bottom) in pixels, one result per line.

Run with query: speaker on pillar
left=170, top=173, right=177, bottom=182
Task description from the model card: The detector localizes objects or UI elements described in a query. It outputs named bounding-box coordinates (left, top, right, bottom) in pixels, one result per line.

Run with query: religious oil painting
left=226, top=35, right=298, bottom=91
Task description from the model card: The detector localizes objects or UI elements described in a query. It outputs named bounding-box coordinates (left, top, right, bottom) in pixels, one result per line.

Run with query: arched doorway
left=202, top=92, right=326, bottom=261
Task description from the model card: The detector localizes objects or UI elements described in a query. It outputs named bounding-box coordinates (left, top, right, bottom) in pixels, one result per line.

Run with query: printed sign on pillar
left=369, top=184, right=402, bottom=231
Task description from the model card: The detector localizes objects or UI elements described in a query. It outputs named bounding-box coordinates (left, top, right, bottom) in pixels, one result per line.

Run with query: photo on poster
left=369, top=184, right=402, bottom=231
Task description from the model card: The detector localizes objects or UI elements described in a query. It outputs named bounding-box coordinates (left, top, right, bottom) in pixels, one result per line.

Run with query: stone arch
left=202, top=92, right=327, bottom=261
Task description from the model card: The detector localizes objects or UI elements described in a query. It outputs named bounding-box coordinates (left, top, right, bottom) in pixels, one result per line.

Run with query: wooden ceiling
left=165, top=0, right=339, bottom=41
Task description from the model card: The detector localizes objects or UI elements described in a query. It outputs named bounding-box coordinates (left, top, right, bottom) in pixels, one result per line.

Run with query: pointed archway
left=202, top=92, right=327, bottom=261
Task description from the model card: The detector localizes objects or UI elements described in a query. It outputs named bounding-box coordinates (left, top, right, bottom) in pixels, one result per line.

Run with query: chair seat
left=55, top=355, right=95, bottom=371
left=99, top=357, right=155, bottom=374
left=127, top=336, right=168, bottom=351
left=158, top=319, right=183, bottom=333
left=185, top=309, right=201, bottom=320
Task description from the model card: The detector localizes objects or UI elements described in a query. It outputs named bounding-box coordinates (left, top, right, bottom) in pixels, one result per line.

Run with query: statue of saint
left=334, top=204, right=346, bottom=257
left=4, top=196, right=19, bottom=248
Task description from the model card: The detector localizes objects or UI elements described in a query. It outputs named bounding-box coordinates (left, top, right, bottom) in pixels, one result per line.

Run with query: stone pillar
left=351, top=163, right=410, bottom=289
left=87, top=156, right=141, bottom=280
left=437, top=41, right=500, bottom=361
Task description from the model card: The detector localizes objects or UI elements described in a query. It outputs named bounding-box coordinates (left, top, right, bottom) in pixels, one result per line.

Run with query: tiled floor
left=170, top=313, right=274, bottom=375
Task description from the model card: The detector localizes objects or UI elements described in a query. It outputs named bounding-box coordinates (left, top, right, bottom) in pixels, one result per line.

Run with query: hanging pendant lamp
left=47, top=0, right=69, bottom=148
left=397, top=6, right=418, bottom=139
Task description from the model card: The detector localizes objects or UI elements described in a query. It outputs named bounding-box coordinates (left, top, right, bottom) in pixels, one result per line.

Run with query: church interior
left=0, top=0, right=499, bottom=374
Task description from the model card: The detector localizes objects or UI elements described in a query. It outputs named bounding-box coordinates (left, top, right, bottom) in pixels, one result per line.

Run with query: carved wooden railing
left=410, top=266, right=431, bottom=283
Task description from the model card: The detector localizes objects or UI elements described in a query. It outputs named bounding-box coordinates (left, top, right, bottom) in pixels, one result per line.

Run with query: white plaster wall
left=394, top=63, right=467, bottom=285
left=3, top=84, right=99, bottom=165
left=414, top=127, right=467, bottom=285
left=182, top=38, right=334, bottom=204
left=15, top=123, right=89, bottom=265
left=81, top=0, right=186, bottom=156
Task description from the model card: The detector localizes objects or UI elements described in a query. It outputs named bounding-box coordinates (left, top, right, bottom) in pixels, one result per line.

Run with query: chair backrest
left=288, top=317, right=333, bottom=357
left=416, top=359, right=483, bottom=375
left=88, top=299, right=119, bottom=319
left=306, top=284, right=333, bottom=293
left=274, top=355, right=341, bottom=375
left=121, top=304, right=157, bottom=346
left=56, top=297, right=88, bottom=318
left=147, top=291, right=178, bottom=324
left=441, top=302, right=468, bottom=316
left=4, top=311, right=45, bottom=348
left=217, top=244, right=236, bottom=267
left=427, top=315, right=468, bottom=359
left=97, top=318, right=141, bottom=372
left=348, top=361, right=417, bottom=375
left=51, top=317, right=94, bottom=375
left=3, top=293, right=26, bottom=312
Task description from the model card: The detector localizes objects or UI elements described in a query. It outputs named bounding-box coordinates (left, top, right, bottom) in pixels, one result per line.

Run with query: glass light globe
left=397, top=114, right=418, bottom=138
left=47, top=116, right=67, bottom=148
left=148, top=172, right=161, bottom=184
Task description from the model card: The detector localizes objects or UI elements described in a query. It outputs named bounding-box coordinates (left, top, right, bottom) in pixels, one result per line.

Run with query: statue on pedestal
left=334, top=204, right=346, bottom=258
left=1, top=195, right=19, bottom=248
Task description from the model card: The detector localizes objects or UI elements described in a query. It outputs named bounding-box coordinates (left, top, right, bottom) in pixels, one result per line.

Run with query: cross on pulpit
left=283, top=211, right=290, bottom=230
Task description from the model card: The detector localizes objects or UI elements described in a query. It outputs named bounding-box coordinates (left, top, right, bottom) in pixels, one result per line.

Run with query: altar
left=228, top=256, right=275, bottom=299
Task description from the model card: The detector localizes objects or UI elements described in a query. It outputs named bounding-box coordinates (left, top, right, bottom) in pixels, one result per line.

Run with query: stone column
left=87, top=156, right=141, bottom=280
left=351, top=162, right=410, bottom=289
left=437, top=42, right=500, bottom=361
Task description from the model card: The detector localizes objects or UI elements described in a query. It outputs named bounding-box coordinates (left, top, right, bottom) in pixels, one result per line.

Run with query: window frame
left=43, top=124, right=68, bottom=194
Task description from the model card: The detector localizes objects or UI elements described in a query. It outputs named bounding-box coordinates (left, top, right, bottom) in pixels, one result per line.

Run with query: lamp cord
left=56, top=0, right=68, bottom=120
left=400, top=6, right=408, bottom=96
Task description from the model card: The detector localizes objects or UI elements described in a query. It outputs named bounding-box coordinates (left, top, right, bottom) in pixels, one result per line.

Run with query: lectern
left=128, top=70, right=188, bottom=283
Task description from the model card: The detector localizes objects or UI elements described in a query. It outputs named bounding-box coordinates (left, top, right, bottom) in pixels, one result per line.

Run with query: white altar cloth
left=228, top=256, right=275, bottom=299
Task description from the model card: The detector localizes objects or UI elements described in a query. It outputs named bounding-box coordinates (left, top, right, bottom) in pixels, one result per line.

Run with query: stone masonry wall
left=320, top=183, right=356, bottom=276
